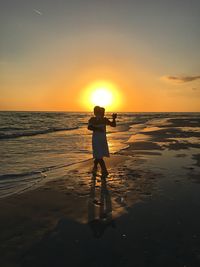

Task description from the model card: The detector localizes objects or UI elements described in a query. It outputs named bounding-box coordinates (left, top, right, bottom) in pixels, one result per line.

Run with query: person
left=88, top=106, right=117, bottom=176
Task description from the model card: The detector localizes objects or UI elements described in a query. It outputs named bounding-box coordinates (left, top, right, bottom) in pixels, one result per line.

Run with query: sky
left=0, top=0, right=200, bottom=111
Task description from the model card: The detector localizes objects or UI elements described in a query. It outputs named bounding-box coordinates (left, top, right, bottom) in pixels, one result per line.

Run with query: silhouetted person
left=88, top=106, right=117, bottom=176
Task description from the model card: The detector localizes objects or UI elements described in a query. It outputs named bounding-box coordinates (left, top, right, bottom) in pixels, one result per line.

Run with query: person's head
left=94, top=106, right=101, bottom=117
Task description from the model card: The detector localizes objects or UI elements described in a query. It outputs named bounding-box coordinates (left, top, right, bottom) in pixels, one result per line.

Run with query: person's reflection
left=88, top=174, right=115, bottom=238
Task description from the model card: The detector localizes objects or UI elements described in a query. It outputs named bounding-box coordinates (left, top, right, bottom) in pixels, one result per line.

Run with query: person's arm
left=88, top=118, right=103, bottom=132
left=88, top=118, right=95, bottom=131
left=106, top=113, right=117, bottom=127
left=88, top=125, right=98, bottom=131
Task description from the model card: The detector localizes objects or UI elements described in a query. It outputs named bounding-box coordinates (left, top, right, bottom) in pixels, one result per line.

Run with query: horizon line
left=0, top=110, right=200, bottom=113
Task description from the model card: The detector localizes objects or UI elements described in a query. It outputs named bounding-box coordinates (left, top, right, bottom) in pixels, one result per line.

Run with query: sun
left=82, top=80, right=121, bottom=111
left=91, top=87, right=113, bottom=107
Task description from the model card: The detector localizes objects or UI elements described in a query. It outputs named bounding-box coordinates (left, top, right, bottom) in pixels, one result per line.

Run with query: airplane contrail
left=33, top=9, right=43, bottom=15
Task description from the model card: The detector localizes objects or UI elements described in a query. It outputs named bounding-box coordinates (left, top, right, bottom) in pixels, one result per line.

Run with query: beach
left=0, top=113, right=200, bottom=267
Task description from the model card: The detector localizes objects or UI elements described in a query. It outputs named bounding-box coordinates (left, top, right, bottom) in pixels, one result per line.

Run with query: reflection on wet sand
left=88, top=174, right=115, bottom=238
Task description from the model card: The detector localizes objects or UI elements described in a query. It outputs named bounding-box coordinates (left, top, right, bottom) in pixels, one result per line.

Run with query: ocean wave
left=0, top=171, right=42, bottom=181
left=0, top=158, right=92, bottom=198
left=0, top=126, right=79, bottom=140
left=0, top=160, right=89, bottom=182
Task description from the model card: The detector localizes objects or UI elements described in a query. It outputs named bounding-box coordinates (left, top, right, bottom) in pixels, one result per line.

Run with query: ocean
left=0, top=111, right=198, bottom=198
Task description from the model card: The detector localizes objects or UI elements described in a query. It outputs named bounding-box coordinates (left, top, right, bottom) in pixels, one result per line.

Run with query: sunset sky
left=0, top=0, right=199, bottom=112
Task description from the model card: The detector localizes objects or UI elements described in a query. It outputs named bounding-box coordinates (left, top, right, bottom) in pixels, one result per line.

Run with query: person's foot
left=101, top=170, right=109, bottom=177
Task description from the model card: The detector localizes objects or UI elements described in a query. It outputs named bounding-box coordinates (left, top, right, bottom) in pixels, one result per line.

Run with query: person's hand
left=112, top=113, right=117, bottom=119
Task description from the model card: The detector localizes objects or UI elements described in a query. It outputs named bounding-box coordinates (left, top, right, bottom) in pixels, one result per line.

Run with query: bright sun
left=91, top=88, right=113, bottom=107
left=83, top=80, right=121, bottom=111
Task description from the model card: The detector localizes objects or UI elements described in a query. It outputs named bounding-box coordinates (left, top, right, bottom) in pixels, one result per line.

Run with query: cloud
left=33, top=9, right=43, bottom=15
left=162, top=75, right=200, bottom=83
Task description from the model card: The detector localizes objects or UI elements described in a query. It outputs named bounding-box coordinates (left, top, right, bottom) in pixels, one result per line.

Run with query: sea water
left=0, top=111, right=197, bottom=198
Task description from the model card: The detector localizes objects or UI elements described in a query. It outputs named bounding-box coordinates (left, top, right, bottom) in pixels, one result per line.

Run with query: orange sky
left=0, top=0, right=200, bottom=112
left=1, top=61, right=199, bottom=112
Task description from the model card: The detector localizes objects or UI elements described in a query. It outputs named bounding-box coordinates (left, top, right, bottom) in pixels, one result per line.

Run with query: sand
left=0, top=116, right=200, bottom=267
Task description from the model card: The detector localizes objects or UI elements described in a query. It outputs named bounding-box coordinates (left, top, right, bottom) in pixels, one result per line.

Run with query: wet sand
left=0, top=116, right=200, bottom=267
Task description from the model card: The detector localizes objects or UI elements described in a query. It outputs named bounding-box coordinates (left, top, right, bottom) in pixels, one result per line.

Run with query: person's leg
left=92, top=158, right=99, bottom=174
left=99, top=158, right=109, bottom=176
